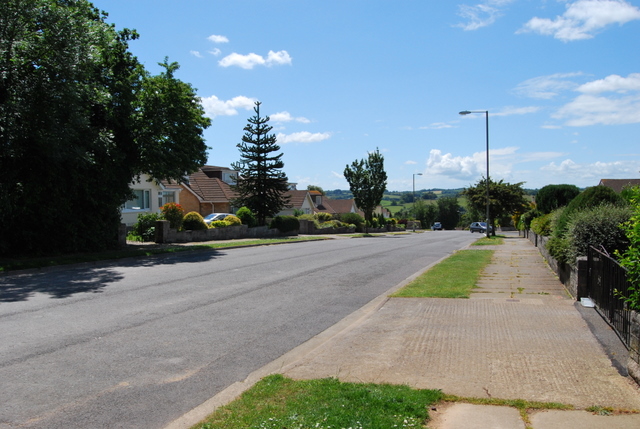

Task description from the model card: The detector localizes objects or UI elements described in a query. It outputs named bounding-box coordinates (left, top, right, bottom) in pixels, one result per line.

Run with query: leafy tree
left=343, top=148, right=388, bottom=229
left=307, top=185, right=325, bottom=195
left=422, top=191, right=438, bottom=200
left=616, top=186, right=640, bottom=310
left=535, top=184, right=580, bottom=214
left=436, top=197, right=461, bottom=230
left=414, top=200, right=439, bottom=229
left=0, top=0, right=209, bottom=256
left=461, top=179, right=528, bottom=234
left=231, top=102, right=290, bottom=226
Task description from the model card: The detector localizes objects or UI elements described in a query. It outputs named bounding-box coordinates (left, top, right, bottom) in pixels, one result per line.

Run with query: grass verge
left=193, top=374, right=443, bottom=429
left=0, top=237, right=326, bottom=273
left=472, top=235, right=505, bottom=246
left=391, top=250, right=494, bottom=298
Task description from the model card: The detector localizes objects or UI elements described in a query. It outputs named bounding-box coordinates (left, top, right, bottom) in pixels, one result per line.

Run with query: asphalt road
left=0, top=231, right=477, bottom=428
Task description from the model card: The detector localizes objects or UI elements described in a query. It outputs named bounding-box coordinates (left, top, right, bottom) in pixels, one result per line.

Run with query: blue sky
left=94, top=0, right=640, bottom=191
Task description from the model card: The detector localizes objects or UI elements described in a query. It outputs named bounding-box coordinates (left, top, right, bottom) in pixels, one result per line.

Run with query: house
left=277, top=190, right=316, bottom=216
left=598, top=179, right=640, bottom=193
left=120, top=174, right=182, bottom=226
left=178, top=166, right=239, bottom=216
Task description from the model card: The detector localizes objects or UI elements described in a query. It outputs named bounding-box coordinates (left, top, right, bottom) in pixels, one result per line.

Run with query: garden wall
left=154, top=221, right=282, bottom=243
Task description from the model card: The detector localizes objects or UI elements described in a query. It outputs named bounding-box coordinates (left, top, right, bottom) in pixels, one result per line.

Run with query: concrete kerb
left=162, top=251, right=456, bottom=429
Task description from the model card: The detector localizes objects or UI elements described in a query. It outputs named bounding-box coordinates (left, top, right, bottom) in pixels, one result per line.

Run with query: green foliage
left=520, top=209, right=542, bottom=230
left=235, top=206, right=257, bottom=227
left=182, top=211, right=207, bottom=230
left=616, top=187, right=640, bottom=310
left=563, top=204, right=631, bottom=263
left=209, top=220, right=229, bottom=228
left=343, top=148, right=388, bottom=227
left=231, top=102, right=290, bottom=226
left=224, top=214, right=242, bottom=226
left=436, top=196, right=461, bottom=230
left=131, top=212, right=161, bottom=242
left=306, top=185, right=325, bottom=195
left=530, top=209, right=562, bottom=236
left=535, top=184, right=580, bottom=214
left=162, top=202, right=184, bottom=230
left=270, top=215, right=300, bottom=233
left=339, top=212, right=365, bottom=231
left=314, top=212, right=334, bottom=222
left=554, top=186, right=626, bottom=238
left=462, top=179, right=529, bottom=234
left=0, top=0, right=209, bottom=256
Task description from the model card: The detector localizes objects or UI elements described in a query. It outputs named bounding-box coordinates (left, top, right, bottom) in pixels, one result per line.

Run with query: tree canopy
left=231, top=101, right=290, bottom=226
left=343, top=148, right=388, bottom=226
left=0, top=0, right=210, bottom=255
left=461, top=178, right=529, bottom=231
left=535, top=184, right=580, bottom=214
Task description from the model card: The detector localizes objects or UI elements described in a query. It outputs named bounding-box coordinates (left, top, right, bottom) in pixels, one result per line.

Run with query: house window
left=158, top=191, right=175, bottom=208
left=124, top=189, right=150, bottom=210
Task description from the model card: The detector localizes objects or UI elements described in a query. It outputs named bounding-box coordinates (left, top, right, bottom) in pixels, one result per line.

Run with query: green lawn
left=193, top=374, right=443, bottom=429
left=391, top=249, right=494, bottom=298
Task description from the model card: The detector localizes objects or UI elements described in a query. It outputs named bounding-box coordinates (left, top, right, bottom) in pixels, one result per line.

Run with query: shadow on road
left=0, top=249, right=219, bottom=302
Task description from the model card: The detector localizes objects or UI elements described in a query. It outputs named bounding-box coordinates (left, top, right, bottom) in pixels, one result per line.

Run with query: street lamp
left=459, top=110, right=490, bottom=238
left=412, top=173, right=423, bottom=232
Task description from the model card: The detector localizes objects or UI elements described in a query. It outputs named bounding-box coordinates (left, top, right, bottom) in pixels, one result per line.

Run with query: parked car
left=432, top=222, right=443, bottom=231
left=469, top=222, right=493, bottom=233
left=203, top=213, right=233, bottom=225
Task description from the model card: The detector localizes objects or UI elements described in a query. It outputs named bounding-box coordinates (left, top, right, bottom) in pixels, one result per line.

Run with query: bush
left=224, top=214, right=242, bottom=226
left=182, top=211, right=208, bottom=230
left=317, top=219, right=344, bottom=229
left=616, top=186, right=640, bottom=310
left=209, top=220, right=229, bottom=228
left=162, top=202, right=184, bottom=230
left=314, top=212, right=334, bottom=222
left=130, top=212, right=161, bottom=242
left=270, top=215, right=300, bottom=233
left=530, top=211, right=556, bottom=236
left=563, top=204, right=631, bottom=263
left=235, top=207, right=257, bottom=227
left=554, top=186, right=626, bottom=237
left=536, top=184, right=580, bottom=214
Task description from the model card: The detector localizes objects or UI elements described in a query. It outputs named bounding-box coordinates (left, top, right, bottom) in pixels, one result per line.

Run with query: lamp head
left=459, top=110, right=471, bottom=115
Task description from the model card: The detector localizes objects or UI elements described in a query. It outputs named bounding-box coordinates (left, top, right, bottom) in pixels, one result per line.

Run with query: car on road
left=204, top=213, right=233, bottom=225
left=432, top=222, right=443, bottom=231
left=470, top=222, right=493, bottom=233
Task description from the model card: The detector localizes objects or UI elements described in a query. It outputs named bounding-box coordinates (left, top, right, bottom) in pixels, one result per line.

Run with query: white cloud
left=209, top=48, right=222, bottom=56
left=427, top=149, right=483, bottom=179
left=190, top=50, right=203, bottom=58
left=456, top=0, right=515, bottom=30
left=493, top=106, right=541, bottom=116
left=420, top=122, right=455, bottom=129
left=518, top=0, right=640, bottom=41
left=541, top=158, right=640, bottom=185
left=207, top=34, right=229, bottom=43
left=554, top=73, right=640, bottom=126
left=219, top=50, right=292, bottom=69
left=513, top=73, right=583, bottom=99
left=200, top=95, right=257, bottom=118
left=276, top=132, right=331, bottom=144
left=270, top=111, right=311, bottom=123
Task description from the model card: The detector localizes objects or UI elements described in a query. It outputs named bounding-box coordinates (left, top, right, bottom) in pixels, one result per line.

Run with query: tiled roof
left=599, top=179, right=640, bottom=193
left=285, top=190, right=311, bottom=209
left=186, top=169, right=238, bottom=203
left=326, top=198, right=356, bottom=214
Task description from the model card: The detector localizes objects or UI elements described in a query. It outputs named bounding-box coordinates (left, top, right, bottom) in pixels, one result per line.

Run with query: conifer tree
left=231, top=102, right=290, bottom=226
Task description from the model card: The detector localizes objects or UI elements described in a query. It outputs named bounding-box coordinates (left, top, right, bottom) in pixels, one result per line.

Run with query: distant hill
left=325, top=187, right=537, bottom=200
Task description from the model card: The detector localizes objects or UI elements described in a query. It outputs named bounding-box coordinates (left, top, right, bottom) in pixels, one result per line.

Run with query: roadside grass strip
left=193, top=374, right=443, bottom=429
left=471, top=235, right=505, bottom=246
left=0, top=237, right=325, bottom=273
left=391, top=249, right=494, bottom=298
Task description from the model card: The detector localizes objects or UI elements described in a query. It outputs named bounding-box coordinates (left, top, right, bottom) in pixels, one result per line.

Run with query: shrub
left=339, top=213, right=364, bottom=231
left=162, top=202, right=184, bottom=230
left=224, top=214, right=242, bottom=226
left=235, top=206, right=257, bottom=227
left=270, top=215, right=300, bottom=233
left=554, top=186, right=626, bottom=237
left=209, top=220, right=229, bottom=228
left=182, top=211, right=208, bottom=230
left=314, top=212, right=333, bottom=222
left=130, top=212, right=161, bottom=242
left=317, top=219, right=344, bottom=229
left=386, top=217, right=397, bottom=226
left=530, top=212, right=555, bottom=236
left=536, top=184, right=580, bottom=214
left=616, top=186, right=640, bottom=310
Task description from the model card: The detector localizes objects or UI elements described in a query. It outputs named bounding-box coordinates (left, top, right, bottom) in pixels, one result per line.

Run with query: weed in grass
left=391, top=250, right=494, bottom=298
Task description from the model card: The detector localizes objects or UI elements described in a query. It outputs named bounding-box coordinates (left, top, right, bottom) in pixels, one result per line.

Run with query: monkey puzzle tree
left=231, top=101, right=290, bottom=226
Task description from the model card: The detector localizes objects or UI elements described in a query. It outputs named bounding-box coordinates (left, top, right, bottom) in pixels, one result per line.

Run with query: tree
left=307, top=185, right=325, bottom=195
left=437, top=196, right=461, bottom=230
left=414, top=200, right=439, bottom=229
left=231, top=102, right=290, bottom=226
left=535, top=184, right=580, bottom=214
left=0, top=0, right=210, bottom=256
left=343, top=148, right=388, bottom=229
left=461, top=179, right=528, bottom=234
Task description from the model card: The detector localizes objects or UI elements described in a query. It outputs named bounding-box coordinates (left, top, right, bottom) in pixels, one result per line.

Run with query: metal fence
left=587, top=246, right=634, bottom=349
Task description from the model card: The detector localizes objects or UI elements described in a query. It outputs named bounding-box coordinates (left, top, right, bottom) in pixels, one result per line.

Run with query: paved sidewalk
left=279, top=233, right=640, bottom=428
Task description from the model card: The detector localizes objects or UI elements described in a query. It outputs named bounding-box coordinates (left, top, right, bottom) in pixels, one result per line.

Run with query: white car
left=203, top=213, right=233, bottom=225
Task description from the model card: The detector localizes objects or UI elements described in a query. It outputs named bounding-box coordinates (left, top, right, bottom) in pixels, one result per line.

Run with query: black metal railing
left=587, top=246, right=634, bottom=349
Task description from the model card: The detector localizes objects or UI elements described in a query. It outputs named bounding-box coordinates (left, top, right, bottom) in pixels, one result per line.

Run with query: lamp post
left=459, top=110, right=490, bottom=238
left=412, top=173, right=422, bottom=232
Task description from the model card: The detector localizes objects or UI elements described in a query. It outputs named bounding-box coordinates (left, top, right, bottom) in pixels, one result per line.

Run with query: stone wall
left=154, top=221, right=282, bottom=243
